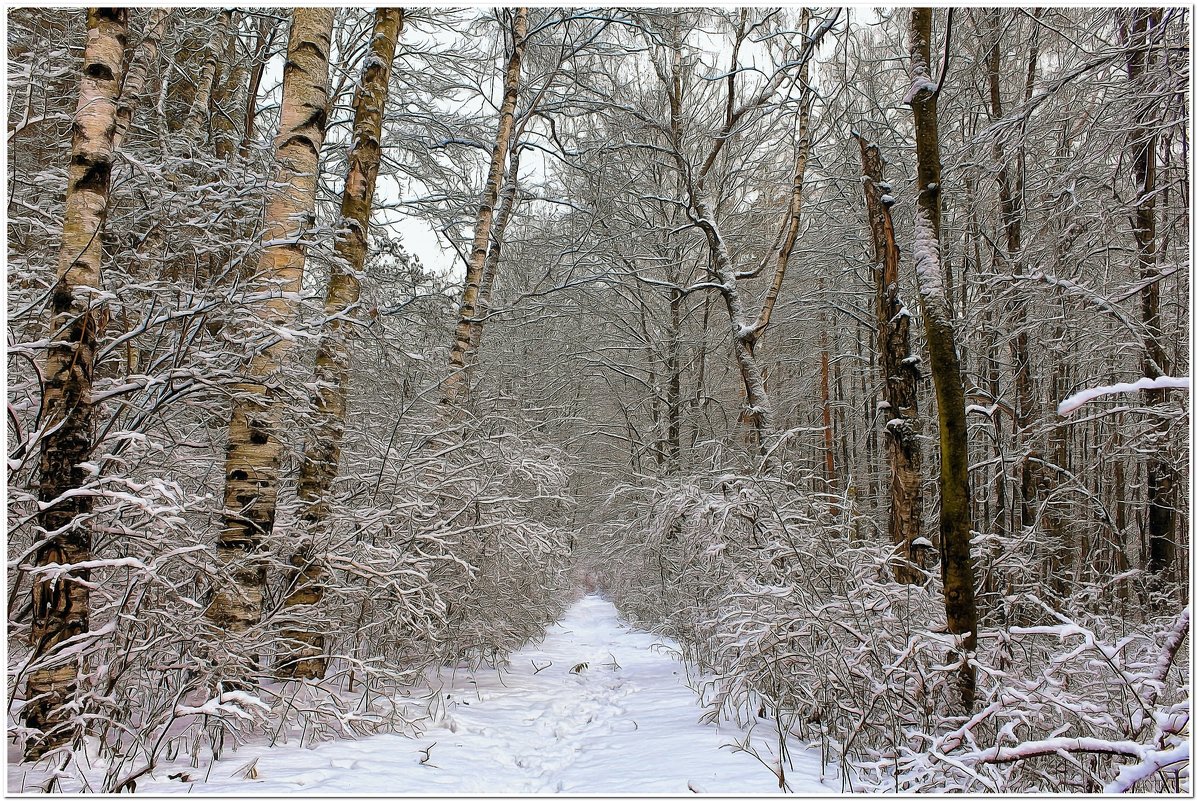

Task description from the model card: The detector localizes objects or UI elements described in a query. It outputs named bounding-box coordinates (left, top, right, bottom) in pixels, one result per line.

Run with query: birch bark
left=26, top=8, right=128, bottom=759
left=207, top=9, right=333, bottom=637
left=282, top=8, right=403, bottom=679
left=443, top=8, right=528, bottom=408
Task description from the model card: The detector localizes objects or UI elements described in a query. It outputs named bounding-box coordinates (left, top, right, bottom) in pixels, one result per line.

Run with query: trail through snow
left=130, top=596, right=833, bottom=794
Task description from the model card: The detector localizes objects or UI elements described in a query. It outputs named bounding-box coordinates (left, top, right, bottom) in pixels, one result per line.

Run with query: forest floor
left=9, top=596, right=836, bottom=795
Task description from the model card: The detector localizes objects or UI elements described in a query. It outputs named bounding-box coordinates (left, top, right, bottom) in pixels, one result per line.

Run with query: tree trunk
left=207, top=9, right=333, bottom=640
left=856, top=136, right=927, bottom=584
left=112, top=9, right=168, bottom=152
left=443, top=7, right=528, bottom=408
left=25, top=8, right=128, bottom=759
left=820, top=306, right=836, bottom=492
left=1121, top=8, right=1177, bottom=581
left=665, top=282, right=683, bottom=474
left=469, top=142, right=523, bottom=357
left=698, top=65, right=811, bottom=456
left=211, top=12, right=248, bottom=162
left=280, top=8, right=403, bottom=680
left=696, top=207, right=777, bottom=452
left=985, top=9, right=1042, bottom=535
left=908, top=7, right=978, bottom=712
left=182, top=10, right=231, bottom=149
left=238, top=14, right=279, bottom=161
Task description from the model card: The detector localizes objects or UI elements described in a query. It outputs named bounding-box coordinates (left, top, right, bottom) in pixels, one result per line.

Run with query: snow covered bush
left=590, top=468, right=1189, bottom=793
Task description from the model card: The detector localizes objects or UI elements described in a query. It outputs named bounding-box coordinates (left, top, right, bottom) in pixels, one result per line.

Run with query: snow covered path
left=141, top=595, right=832, bottom=794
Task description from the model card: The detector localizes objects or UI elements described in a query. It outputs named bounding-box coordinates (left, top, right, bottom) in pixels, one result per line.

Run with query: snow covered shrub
left=590, top=469, right=1189, bottom=793
left=863, top=602, right=1190, bottom=793
left=426, top=432, right=576, bottom=665
left=293, top=421, right=577, bottom=677
left=593, top=470, right=947, bottom=788
left=6, top=436, right=246, bottom=791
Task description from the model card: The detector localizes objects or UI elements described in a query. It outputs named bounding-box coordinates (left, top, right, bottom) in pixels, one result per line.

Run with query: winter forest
left=5, top=5, right=1192, bottom=795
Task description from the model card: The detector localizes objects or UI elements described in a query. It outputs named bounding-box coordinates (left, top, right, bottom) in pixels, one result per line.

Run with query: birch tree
left=282, top=7, right=404, bottom=679
left=181, top=11, right=232, bottom=148
left=443, top=7, right=529, bottom=408
left=207, top=9, right=333, bottom=637
left=24, top=8, right=128, bottom=758
left=647, top=9, right=834, bottom=456
left=111, top=9, right=168, bottom=152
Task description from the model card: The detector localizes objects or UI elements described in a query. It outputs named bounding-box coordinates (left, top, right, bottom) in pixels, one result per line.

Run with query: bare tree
left=443, top=7, right=529, bottom=408
left=1121, top=8, right=1178, bottom=581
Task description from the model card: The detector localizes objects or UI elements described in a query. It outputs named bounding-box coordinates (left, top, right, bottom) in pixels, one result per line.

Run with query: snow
left=176, top=689, right=271, bottom=722
left=1057, top=375, right=1190, bottom=415
left=903, top=75, right=936, bottom=105
left=912, top=206, right=944, bottom=301
left=1107, top=738, right=1190, bottom=793
left=19, top=596, right=830, bottom=795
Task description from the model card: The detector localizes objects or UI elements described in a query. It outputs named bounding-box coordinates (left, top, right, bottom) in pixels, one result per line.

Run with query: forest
left=5, top=5, right=1191, bottom=795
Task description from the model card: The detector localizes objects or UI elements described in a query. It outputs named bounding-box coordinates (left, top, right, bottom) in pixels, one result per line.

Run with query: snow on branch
left=1057, top=376, right=1190, bottom=416
left=912, top=206, right=944, bottom=301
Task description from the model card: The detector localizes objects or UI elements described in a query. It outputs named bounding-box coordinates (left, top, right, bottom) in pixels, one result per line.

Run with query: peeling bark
left=856, top=136, right=927, bottom=584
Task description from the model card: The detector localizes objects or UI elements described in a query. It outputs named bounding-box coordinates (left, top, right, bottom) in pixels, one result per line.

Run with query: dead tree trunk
left=25, top=8, right=128, bottom=759
left=856, top=136, right=927, bottom=584
left=281, top=8, right=403, bottom=680
left=908, top=7, right=978, bottom=712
